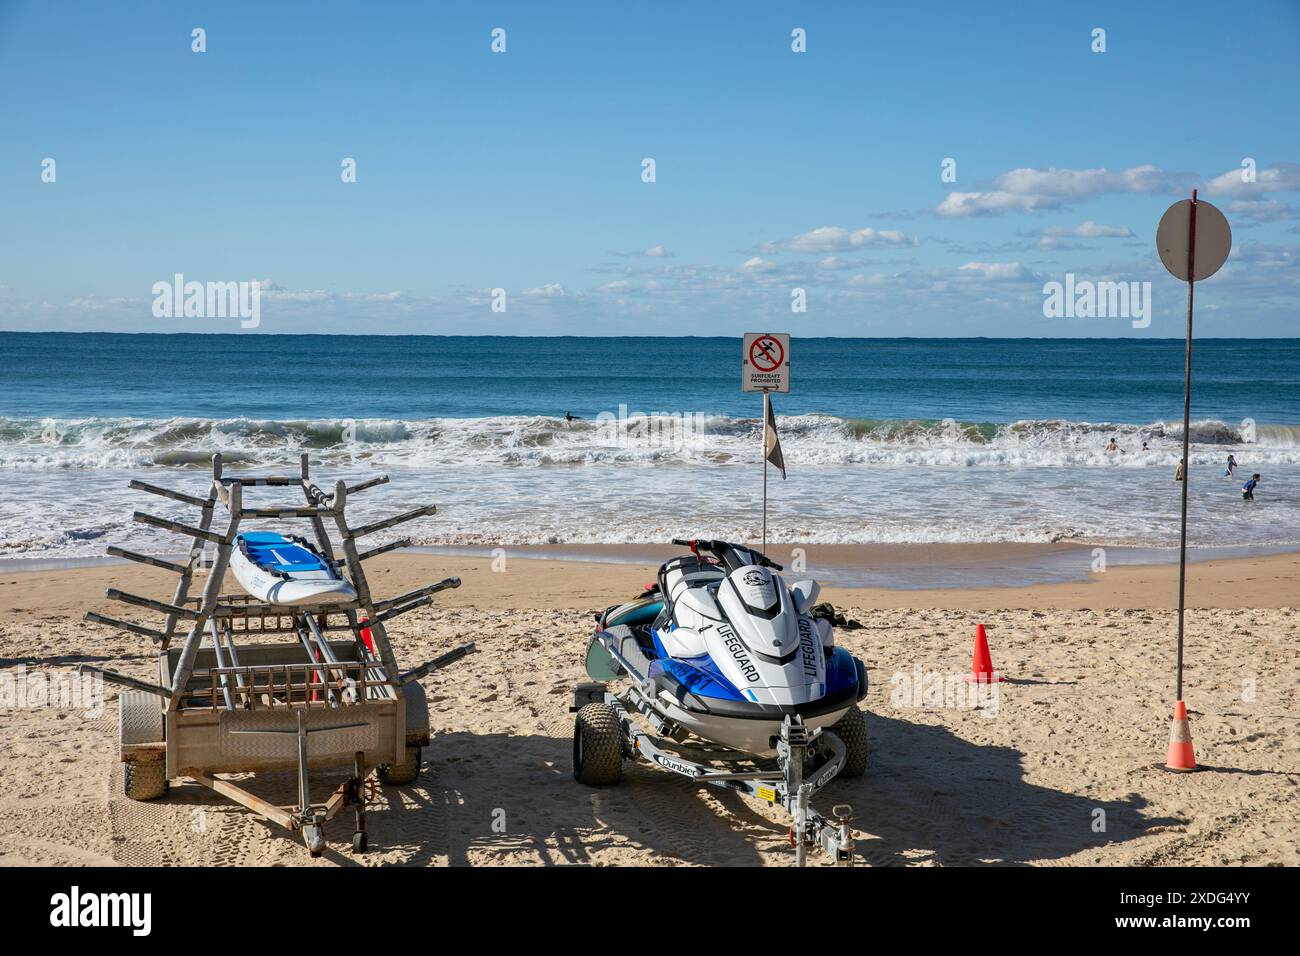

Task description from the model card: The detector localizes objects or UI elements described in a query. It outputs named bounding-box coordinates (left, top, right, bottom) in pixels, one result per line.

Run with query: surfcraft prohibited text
left=1041, top=273, right=1152, bottom=329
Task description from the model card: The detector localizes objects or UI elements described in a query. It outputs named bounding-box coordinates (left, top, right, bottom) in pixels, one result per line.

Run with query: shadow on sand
left=834, top=712, right=1185, bottom=865
left=158, top=712, right=1183, bottom=866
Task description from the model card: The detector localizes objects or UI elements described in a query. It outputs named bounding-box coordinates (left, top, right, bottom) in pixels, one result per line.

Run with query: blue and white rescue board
left=230, top=531, right=358, bottom=606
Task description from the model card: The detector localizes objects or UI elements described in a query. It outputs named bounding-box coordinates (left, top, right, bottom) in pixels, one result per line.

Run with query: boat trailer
left=574, top=627, right=855, bottom=867
left=82, top=453, right=474, bottom=857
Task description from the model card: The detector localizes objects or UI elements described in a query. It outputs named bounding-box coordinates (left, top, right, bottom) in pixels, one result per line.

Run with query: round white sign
left=1156, top=198, right=1232, bottom=282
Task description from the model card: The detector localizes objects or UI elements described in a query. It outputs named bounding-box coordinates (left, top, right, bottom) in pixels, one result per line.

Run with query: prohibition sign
left=750, top=335, right=784, bottom=373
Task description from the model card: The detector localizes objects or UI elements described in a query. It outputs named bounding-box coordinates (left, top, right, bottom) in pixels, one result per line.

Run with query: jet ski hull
left=656, top=693, right=854, bottom=756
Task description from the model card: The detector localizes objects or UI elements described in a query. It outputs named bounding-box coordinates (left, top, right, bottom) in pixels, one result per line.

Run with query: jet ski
left=230, top=531, right=358, bottom=606
left=572, top=538, right=868, bottom=864
left=600, top=538, right=866, bottom=755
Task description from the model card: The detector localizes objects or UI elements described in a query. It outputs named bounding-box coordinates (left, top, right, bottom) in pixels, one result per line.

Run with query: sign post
left=1154, top=191, right=1231, bottom=769
left=742, top=332, right=790, bottom=551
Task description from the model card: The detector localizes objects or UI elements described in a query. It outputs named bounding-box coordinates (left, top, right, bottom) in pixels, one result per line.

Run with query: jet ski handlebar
left=671, top=538, right=783, bottom=571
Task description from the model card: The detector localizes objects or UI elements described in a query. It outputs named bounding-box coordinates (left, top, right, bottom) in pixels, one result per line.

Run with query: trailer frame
left=85, top=453, right=474, bottom=858
left=573, top=624, right=856, bottom=866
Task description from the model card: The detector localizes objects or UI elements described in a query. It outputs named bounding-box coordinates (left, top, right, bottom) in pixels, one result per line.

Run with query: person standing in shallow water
left=1225, top=454, right=1238, bottom=479
left=1242, top=473, right=1261, bottom=501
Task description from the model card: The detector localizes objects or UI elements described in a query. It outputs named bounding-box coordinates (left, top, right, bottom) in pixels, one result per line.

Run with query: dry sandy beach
left=0, top=547, right=1296, bottom=867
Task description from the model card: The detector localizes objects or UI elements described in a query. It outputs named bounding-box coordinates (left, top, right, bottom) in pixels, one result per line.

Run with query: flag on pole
left=763, top=392, right=786, bottom=479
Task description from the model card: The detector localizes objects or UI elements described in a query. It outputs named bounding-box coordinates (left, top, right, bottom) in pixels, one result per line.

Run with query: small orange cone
left=963, top=623, right=1005, bottom=683
left=1164, top=700, right=1198, bottom=771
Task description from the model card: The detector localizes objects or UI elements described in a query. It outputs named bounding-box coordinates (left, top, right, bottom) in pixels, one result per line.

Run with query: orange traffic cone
left=1164, top=700, right=1198, bottom=771
left=963, top=623, right=1005, bottom=683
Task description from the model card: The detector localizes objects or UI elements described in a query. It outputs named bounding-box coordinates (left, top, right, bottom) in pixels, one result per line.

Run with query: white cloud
left=936, top=165, right=1193, bottom=217
left=1038, top=220, right=1135, bottom=239
left=1204, top=162, right=1300, bottom=197
left=1025, top=220, right=1135, bottom=250
left=1226, top=199, right=1299, bottom=222
left=847, top=273, right=887, bottom=287
left=523, top=283, right=567, bottom=297
left=67, top=295, right=142, bottom=311
left=761, top=225, right=918, bottom=253
left=741, top=256, right=776, bottom=272
left=994, top=164, right=1182, bottom=198
left=1228, top=242, right=1298, bottom=270
left=957, top=261, right=1033, bottom=281
left=935, top=190, right=1061, bottom=217
left=262, top=288, right=329, bottom=302
left=607, top=245, right=675, bottom=259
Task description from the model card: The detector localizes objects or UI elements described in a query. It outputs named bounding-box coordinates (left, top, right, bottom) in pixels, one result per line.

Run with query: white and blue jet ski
left=598, top=538, right=866, bottom=754
left=230, top=531, right=358, bottom=606
left=572, top=538, right=868, bottom=864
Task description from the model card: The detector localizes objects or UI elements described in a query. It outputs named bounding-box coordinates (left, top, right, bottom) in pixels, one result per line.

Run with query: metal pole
left=1176, top=189, right=1198, bottom=703
left=296, top=709, right=311, bottom=816
left=762, top=391, right=769, bottom=552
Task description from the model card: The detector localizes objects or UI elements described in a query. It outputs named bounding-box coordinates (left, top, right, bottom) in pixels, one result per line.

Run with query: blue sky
left=1, top=0, right=1298, bottom=336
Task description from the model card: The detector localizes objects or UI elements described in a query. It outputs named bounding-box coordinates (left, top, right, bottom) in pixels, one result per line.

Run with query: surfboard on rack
left=230, top=531, right=358, bottom=606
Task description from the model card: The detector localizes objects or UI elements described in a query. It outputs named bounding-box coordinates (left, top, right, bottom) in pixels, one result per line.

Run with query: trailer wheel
left=379, top=745, right=421, bottom=786
left=122, top=759, right=169, bottom=801
left=832, top=707, right=867, bottom=778
left=573, top=703, right=623, bottom=786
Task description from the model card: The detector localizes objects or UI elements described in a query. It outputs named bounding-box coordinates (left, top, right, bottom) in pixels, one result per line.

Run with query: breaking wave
left=2, top=414, right=1297, bottom=471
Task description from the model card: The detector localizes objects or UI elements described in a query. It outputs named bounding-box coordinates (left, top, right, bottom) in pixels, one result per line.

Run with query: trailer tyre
left=379, top=746, right=421, bottom=786
left=832, top=707, right=867, bottom=778
left=123, top=759, right=169, bottom=800
left=573, top=703, right=623, bottom=786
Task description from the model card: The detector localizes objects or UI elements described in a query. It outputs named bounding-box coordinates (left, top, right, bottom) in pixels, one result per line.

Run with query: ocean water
left=0, top=332, right=1297, bottom=559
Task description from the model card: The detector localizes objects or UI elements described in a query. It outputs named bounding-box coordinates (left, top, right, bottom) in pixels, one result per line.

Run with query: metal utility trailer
left=83, top=453, right=474, bottom=857
left=574, top=628, right=856, bottom=867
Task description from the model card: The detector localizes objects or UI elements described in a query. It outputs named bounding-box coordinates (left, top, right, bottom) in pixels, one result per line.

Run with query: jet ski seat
left=658, top=556, right=725, bottom=613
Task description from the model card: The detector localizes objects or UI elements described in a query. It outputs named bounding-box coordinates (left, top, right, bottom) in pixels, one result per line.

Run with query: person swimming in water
left=564, top=411, right=583, bottom=422
left=1141, top=441, right=1149, bottom=453
left=1105, top=437, right=1118, bottom=453
left=1225, top=454, right=1238, bottom=479
left=1242, top=473, right=1260, bottom=500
